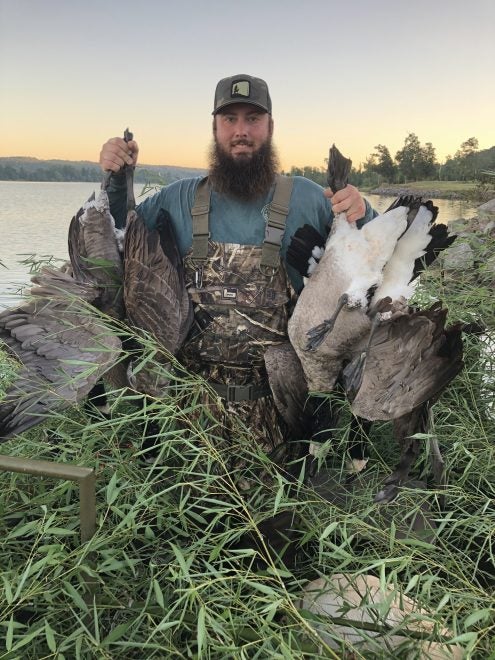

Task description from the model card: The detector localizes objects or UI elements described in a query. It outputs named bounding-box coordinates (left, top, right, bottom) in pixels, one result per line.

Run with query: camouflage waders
left=178, top=176, right=299, bottom=471
left=175, top=176, right=307, bottom=567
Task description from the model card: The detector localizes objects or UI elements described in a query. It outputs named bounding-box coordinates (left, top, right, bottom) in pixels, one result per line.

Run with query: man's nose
left=234, top=120, right=249, bottom=137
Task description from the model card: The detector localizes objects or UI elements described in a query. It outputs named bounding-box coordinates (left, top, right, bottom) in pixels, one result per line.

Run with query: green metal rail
left=0, top=454, right=96, bottom=543
left=0, top=453, right=98, bottom=630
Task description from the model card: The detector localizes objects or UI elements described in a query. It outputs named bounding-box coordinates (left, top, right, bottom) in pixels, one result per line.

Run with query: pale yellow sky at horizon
left=1, top=0, right=494, bottom=172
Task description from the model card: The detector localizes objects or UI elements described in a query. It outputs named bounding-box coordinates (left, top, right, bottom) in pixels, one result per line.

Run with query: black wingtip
left=286, top=224, right=326, bottom=278
left=384, top=196, right=439, bottom=226
left=412, top=223, right=457, bottom=278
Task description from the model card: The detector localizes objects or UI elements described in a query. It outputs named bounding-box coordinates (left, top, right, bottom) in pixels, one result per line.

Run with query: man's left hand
left=324, top=184, right=366, bottom=224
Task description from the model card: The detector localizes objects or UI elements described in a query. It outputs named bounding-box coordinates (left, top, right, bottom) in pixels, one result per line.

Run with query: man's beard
left=208, top=138, right=279, bottom=201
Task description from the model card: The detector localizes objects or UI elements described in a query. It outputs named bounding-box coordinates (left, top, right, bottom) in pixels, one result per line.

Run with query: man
left=99, top=74, right=376, bottom=562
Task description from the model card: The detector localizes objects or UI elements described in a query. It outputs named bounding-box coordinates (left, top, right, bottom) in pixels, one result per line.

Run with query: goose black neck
left=327, top=144, right=352, bottom=193
left=125, top=165, right=136, bottom=211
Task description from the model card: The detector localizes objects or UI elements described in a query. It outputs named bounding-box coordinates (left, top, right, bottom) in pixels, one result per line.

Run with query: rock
left=477, top=197, right=495, bottom=215
left=442, top=241, right=475, bottom=270
left=484, top=220, right=495, bottom=236
left=297, top=573, right=463, bottom=658
left=449, top=218, right=472, bottom=234
left=450, top=216, right=495, bottom=238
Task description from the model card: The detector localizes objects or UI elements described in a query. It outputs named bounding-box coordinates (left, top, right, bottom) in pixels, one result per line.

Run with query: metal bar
left=0, top=453, right=99, bottom=633
left=79, top=470, right=97, bottom=544
left=0, top=454, right=93, bottom=480
left=0, top=454, right=97, bottom=547
left=0, top=452, right=99, bottom=606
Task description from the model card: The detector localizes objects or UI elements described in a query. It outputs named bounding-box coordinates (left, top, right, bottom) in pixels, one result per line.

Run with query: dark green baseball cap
left=213, top=74, right=272, bottom=115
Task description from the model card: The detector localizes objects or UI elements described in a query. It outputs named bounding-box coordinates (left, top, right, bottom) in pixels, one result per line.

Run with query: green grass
left=379, top=181, right=479, bottom=193
left=368, top=179, right=495, bottom=203
left=0, top=233, right=494, bottom=657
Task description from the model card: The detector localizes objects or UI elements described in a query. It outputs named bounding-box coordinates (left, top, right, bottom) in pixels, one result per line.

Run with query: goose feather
left=0, top=140, right=192, bottom=438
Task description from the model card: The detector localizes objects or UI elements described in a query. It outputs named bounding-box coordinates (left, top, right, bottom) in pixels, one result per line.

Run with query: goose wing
left=124, top=208, right=192, bottom=353
left=264, top=342, right=311, bottom=438
left=370, top=198, right=455, bottom=305
left=343, top=303, right=464, bottom=420
left=0, top=267, right=121, bottom=439
left=68, top=188, right=124, bottom=319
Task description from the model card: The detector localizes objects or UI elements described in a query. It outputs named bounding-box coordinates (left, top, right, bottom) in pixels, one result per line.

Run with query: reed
left=0, top=231, right=493, bottom=658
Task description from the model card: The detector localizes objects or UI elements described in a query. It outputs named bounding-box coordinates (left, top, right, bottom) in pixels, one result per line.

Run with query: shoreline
left=369, top=186, right=466, bottom=200
left=368, top=183, right=494, bottom=204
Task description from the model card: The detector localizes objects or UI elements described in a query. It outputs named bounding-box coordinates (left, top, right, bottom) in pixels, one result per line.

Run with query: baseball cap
left=213, top=74, right=272, bottom=115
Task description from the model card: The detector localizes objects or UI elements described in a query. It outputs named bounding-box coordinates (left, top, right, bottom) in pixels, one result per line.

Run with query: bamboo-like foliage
left=0, top=231, right=493, bottom=658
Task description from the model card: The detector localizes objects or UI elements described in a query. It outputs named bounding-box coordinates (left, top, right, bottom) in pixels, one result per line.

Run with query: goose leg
left=374, top=405, right=427, bottom=503
left=343, top=313, right=383, bottom=399
left=430, top=435, right=446, bottom=503
left=305, top=293, right=349, bottom=352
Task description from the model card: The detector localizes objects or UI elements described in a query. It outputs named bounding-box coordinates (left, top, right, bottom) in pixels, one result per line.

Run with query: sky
left=1, top=0, right=494, bottom=172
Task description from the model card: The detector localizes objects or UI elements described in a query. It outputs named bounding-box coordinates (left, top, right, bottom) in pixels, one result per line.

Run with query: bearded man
left=99, top=74, right=377, bottom=562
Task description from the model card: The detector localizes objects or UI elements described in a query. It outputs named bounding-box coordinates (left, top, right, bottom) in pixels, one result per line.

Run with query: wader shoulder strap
left=190, top=174, right=294, bottom=269
left=190, top=176, right=211, bottom=263
left=260, top=175, right=294, bottom=271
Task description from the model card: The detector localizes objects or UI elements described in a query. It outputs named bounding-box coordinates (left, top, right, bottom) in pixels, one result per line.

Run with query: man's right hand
left=99, top=137, right=139, bottom=173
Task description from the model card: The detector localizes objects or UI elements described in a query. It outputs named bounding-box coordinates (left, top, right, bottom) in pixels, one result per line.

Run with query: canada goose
left=123, top=206, right=193, bottom=396
left=284, top=145, right=462, bottom=501
left=287, top=147, right=456, bottom=391
left=0, top=138, right=192, bottom=440
left=0, top=267, right=122, bottom=438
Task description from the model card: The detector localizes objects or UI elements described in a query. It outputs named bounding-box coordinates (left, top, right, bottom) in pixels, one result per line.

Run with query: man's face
left=214, top=103, right=273, bottom=160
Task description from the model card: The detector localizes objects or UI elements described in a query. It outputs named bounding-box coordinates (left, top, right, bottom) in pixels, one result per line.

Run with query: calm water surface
left=0, top=181, right=478, bottom=308
left=0, top=181, right=153, bottom=307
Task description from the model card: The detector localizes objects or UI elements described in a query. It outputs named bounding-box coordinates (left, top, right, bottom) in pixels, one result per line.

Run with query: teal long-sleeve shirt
left=107, top=173, right=377, bottom=293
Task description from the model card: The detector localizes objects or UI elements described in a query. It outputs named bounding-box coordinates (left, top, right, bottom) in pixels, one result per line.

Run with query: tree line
left=0, top=162, right=103, bottom=182
left=286, top=135, right=495, bottom=188
left=0, top=158, right=205, bottom=184
left=2, top=136, right=494, bottom=187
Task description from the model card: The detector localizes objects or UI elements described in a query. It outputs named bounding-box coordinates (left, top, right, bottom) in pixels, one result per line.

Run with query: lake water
left=0, top=181, right=155, bottom=308
left=0, top=181, right=478, bottom=308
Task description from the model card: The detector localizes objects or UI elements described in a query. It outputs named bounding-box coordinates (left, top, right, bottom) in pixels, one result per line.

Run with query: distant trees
left=365, top=134, right=495, bottom=184
left=2, top=137, right=495, bottom=187
left=441, top=137, right=490, bottom=181
left=370, top=145, right=396, bottom=181
left=0, top=161, right=102, bottom=182
left=0, top=159, right=206, bottom=184
left=289, top=135, right=495, bottom=188
left=287, top=165, right=327, bottom=186
left=372, top=132, right=438, bottom=183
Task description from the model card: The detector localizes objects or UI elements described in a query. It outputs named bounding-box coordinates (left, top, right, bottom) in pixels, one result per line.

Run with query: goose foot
left=342, top=351, right=367, bottom=397
left=304, top=294, right=348, bottom=352
left=305, top=319, right=335, bottom=351
left=374, top=483, right=400, bottom=503
left=374, top=466, right=411, bottom=504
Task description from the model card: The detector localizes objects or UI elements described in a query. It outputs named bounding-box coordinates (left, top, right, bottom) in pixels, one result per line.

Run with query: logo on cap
left=231, top=81, right=250, bottom=98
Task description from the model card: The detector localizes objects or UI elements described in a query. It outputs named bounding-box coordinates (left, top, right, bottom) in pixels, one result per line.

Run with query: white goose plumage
left=283, top=145, right=463, bottom=501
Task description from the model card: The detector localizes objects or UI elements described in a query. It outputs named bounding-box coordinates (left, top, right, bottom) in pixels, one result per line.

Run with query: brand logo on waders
left=222, top=287, right=237, bottom=300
